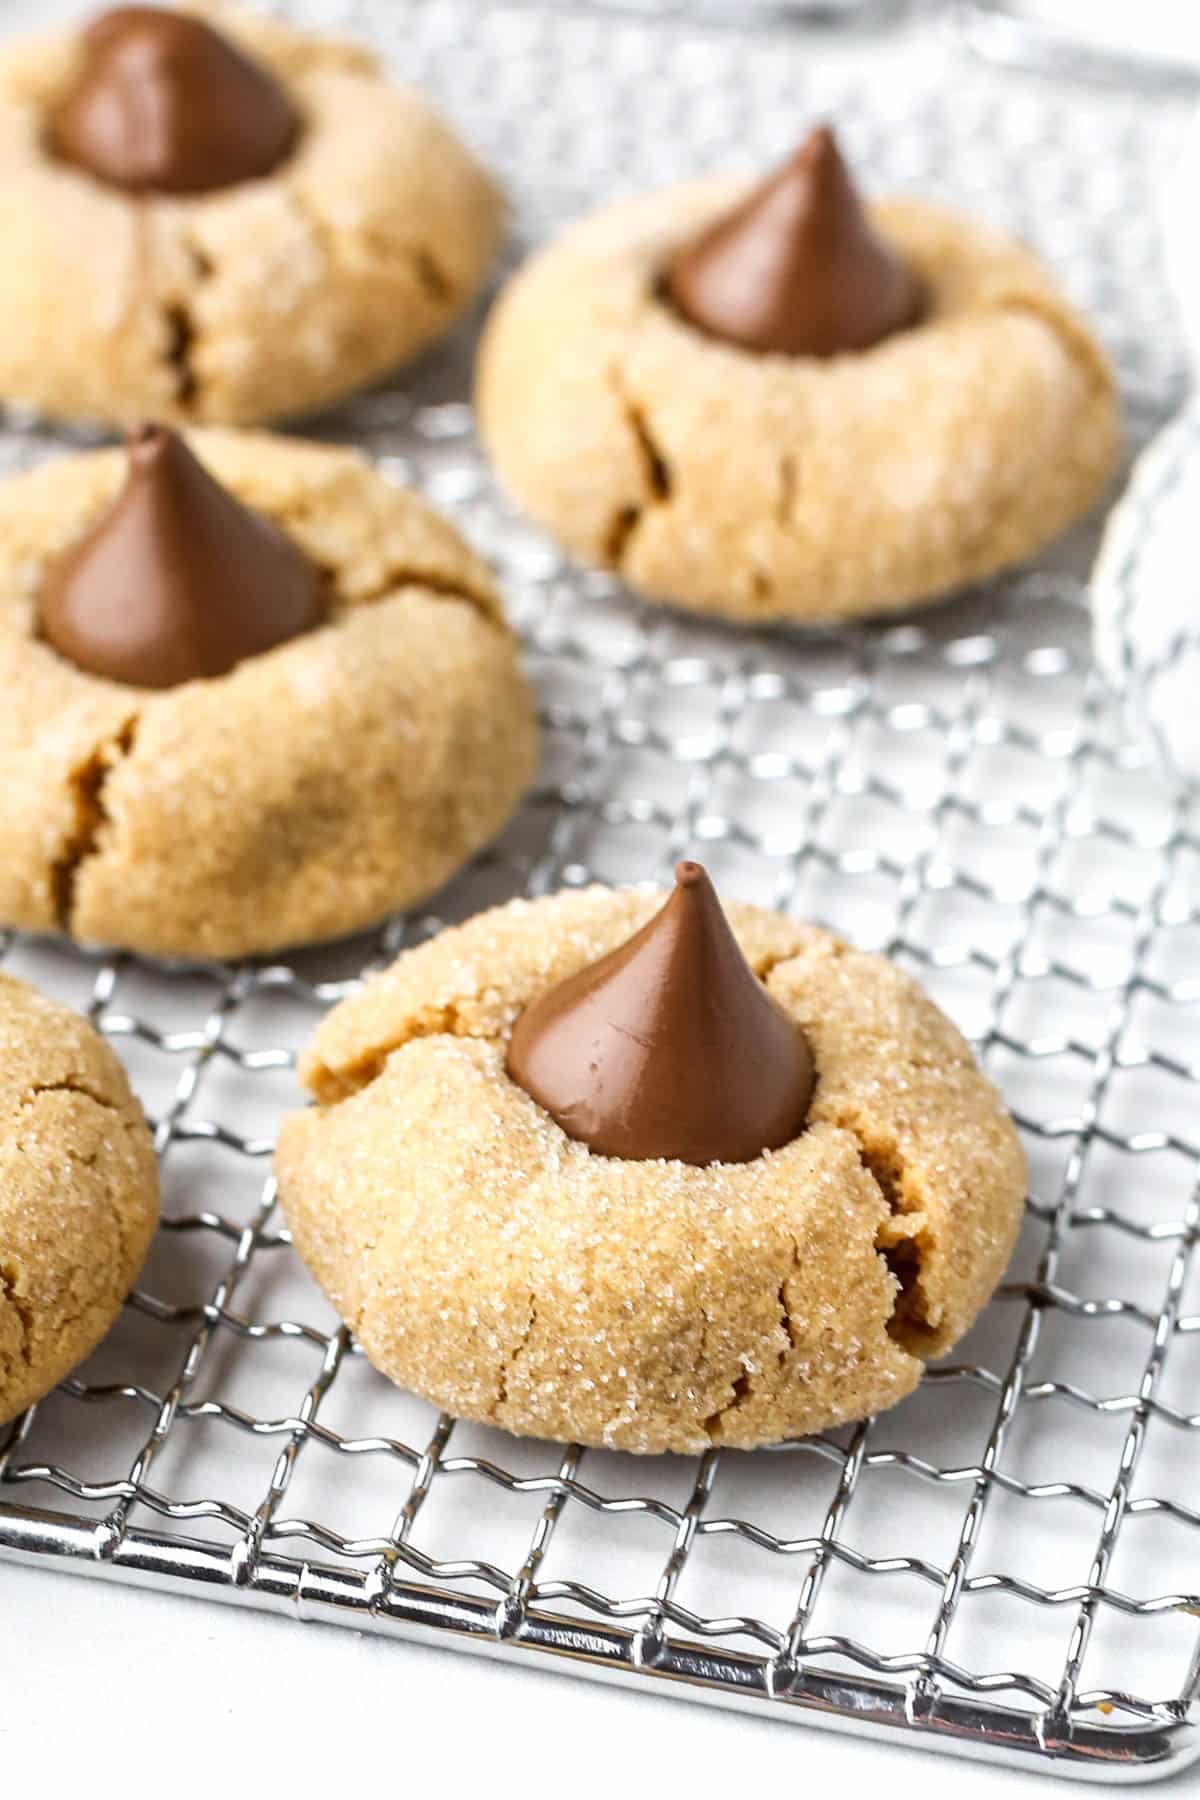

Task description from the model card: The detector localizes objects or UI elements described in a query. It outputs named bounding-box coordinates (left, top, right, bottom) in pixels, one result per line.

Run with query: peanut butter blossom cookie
left=278, top=864, right=1026, bottom=1453
left=477, top=127, right=1120, bottom=625
left=0, top=426, right=536, bottom=958
left=0, top=3, right=504, bottom=427
left=0, top=975, right=158, bottom=1425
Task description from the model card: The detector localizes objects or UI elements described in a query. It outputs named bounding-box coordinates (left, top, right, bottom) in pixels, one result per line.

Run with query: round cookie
left=0, top=3, right=504, bottom=428
left=0, top=974, right=158, bottom=1425
left=477, top=167, right=1119, bottom=625
left=277, top=885, right=1026, bottom=1454
left=0, top=428, right=537, bottom=960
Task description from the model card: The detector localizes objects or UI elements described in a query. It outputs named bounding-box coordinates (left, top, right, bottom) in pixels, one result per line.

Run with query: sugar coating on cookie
left=0, top=428, right=538, bottom=959
left=277, top=888, right=1027, bottom=1454
left=0, top=974, right=158, bottom=1425
left=476, top=178, right=1120, bottom=624
left=0, top=2, right=505, bottom=427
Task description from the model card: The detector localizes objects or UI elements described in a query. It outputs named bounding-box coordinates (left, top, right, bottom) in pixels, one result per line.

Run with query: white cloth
left=1093, top=407, right=1200, bottom=781
left=1161, top=105, right=1200, bottom=380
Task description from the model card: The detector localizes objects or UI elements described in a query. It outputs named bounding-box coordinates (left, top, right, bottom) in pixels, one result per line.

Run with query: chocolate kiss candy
left=40, top=425, right=325, bottom=689
left=667, top=126, right=923, bottom=358
left=50, top=6, right=299, bottom=195
left=506, top=861, right=815, bottom=1164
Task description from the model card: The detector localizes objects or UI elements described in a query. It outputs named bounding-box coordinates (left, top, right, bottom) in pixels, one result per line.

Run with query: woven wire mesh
left=2, top=0, right=1200, bottom=1780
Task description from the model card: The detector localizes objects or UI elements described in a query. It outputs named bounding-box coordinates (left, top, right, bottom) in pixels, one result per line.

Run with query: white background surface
left=1, top=3, right=1198, bottom=1793
left=0, top=1558, right=1090, bottom=1796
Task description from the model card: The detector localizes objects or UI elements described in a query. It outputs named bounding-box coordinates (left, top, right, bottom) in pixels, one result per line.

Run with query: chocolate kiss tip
left=129, top=421, right=167, bottom=455
left=794, top=124, right=855, bottom=190
left=50, top=6, right=299, bottom=196
left=506, top=861, right=815, bottom=1165
left=667, top=123, right=923, bottom=359
left=39, top=424, right=324, bottom=690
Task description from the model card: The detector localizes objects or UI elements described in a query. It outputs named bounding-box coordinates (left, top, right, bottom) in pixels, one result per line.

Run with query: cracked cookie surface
left=0, top=428, right=537, bottom=958
left=476, top=180, right=1120, bottom=624
left=0, top=2, right=504, bottom=428
left=277, top=886, right=1026, bottom=1452
left=0, top=974, right=158, bottom=1425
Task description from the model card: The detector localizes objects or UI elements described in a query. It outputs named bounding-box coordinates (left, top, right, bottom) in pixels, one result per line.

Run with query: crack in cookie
left=494, top=1291, right=537, bottom=1419
left=702, top=1236, right=805, bottom=1443
left=0, top=1256, right=34, bottom=1377
left=305, top=999, right=478, bottom=1103
left=603, top=370, right=673, bottom=568
left=350, top=567, right=501, bottom=621
left=288, top=176, right=460, bottom=321
left=163, top=301, right=198, bottom=410
left=22, top=1077, right=122, bottom=1117
left=161, top=237, right=215, bottom=411
left=776, top=454, right=798, bottom=528
left=703, top=1367, right=754, bottom=1439
left=830, top=1111, right=941, bottom=1354
left=50, top=717, right=139, bottom=932
left=412, top=247, right=451, bottom=307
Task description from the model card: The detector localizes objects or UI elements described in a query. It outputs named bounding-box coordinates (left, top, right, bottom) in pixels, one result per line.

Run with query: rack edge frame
left=2, top=1501, right=1196, bottom=1784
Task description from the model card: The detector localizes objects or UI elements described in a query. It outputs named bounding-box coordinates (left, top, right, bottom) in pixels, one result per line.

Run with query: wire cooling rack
left=2, top=0, right=1200, bottom=1783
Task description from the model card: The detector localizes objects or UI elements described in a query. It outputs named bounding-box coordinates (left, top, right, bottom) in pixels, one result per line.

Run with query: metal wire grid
left=7, top=516, right=1200, bottom=1781
left=1, top=0, right=1200, bottom=1781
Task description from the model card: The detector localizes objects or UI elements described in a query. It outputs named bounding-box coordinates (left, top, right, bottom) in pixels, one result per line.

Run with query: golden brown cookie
left=476, top=179, right=1120, bottom=625
left=0, top=975, right=158, bottom=1425
left=0, top=428, right=537, bottom=959
left=0, top=3, right=504, bottom=428
left=277, top=886, right=1026, bottom=1453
